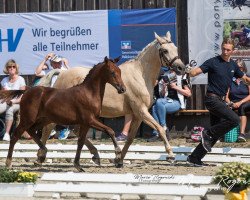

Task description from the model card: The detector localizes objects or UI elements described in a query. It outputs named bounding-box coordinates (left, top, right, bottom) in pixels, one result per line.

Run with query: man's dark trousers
left=191, top=95, right=240, bottom=160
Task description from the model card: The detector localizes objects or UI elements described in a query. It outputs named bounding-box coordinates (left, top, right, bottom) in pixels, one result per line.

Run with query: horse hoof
left=74, top=163, right=85, bottom=172
left=5, top=160, right=12, bottom=168
left=34, top=161, right=42, bottom=167
left=91, top=156, right=101, bottom=166
left=166, top=156, right=175, bottom=163
left=75, top=166, right=85, bottom=172
left=115, top=163, right=123, bottom=168
left=34, top=160, right=42, bottom=166
left=37, top=156, right=46, bottom=163
left=77, top=167, right=85, bottom=172
left=37, top=148, right=47, bottom=159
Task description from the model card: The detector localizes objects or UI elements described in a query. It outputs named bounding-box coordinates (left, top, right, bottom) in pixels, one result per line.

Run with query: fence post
left=176, top=0, right=189, bottom=64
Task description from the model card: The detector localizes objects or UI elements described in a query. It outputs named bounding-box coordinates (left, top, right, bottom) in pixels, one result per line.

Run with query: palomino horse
left=0, top=56, right=126, bottom=172
left=44, top=31, right=186, bottom=167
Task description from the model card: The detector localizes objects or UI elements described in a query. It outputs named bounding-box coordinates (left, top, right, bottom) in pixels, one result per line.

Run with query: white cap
left=50, top=55, right=62, bottom=63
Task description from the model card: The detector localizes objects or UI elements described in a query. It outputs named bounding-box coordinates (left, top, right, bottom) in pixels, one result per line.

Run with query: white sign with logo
left=0, top=11, right=109, bottom=74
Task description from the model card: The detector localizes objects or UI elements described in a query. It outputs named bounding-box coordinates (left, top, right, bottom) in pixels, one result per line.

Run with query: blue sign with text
left=109, top=8, right=176, bottom=63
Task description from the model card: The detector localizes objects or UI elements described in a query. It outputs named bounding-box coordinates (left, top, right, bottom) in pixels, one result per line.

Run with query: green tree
left=224, top=21, right=232, bottom=38
left=229, top=21, right=237, bottom=30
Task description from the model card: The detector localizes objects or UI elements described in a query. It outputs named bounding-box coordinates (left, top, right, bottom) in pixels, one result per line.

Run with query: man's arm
left=188, top=67, right=203, bottom=77
left=35, top=53, right=53, bottom=76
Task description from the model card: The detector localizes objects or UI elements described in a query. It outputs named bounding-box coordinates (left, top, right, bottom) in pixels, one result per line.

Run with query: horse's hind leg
left=89, top=118, right=121, bottom=167
left=74, top=125, right=89, bottom=172
left=6, top=125, right=26, bottom=168
left=85, top=138, right=100, bottom=166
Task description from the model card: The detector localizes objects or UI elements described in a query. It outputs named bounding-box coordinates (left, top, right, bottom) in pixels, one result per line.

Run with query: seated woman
left=147, top=69, right=192, bottom=142
left=225, top=58, right=250, bottom=142
left=0, top=59, right=26, bottom=141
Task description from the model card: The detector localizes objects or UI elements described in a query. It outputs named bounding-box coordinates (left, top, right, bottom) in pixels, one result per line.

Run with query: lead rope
left=185, top=59, right=197, bottom=89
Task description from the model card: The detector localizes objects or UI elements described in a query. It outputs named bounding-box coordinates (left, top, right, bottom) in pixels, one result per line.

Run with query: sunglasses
left=7, top=65, right=16, bottom=69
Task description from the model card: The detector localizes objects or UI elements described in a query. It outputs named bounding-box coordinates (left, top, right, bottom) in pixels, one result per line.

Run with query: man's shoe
left=201, top=131, right=213, bottom=152
left=116, top=133, right=127, bottom=141
left=58, top=128, right=70, bottom=140
left=238, top=134, right=247, bottom=142
left=186, top=155, right=205, bottom=167
left=147, top=135, right=160, bottom=142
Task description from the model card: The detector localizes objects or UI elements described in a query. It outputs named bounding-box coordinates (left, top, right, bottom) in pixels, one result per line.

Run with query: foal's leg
left=89, top=118, right=121, bottom=167
left=27, top=125, right=48, bottom=165
left=74, top=125, right=89, bottom=172
left=70, top=125, right=100, bottom=165
left=85, top=138, right=100, bottom=166
left=41, top=123, right=55, bottom=145
left=6, top=125, right=26, bottom=168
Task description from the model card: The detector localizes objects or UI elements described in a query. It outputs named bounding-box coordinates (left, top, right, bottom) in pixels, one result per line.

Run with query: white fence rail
left=0, top=143, right=249, bottom=155
left=0, top=143, right=249, bottom=164
left=0, top=151, right=249, bottom=163
left=1, top=143, right=243, bottom=199
left=34, top=173, right=218, bottom=199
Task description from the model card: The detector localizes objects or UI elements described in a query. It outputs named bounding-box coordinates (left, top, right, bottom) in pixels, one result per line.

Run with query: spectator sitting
left=35, top=53, right=70, bottom=140
left=147, top=69, right=192, bottom=142
left=0, top=59, right=26, bottom=141
left=33, top=63, right=49, bottom=86
left=34, top=52, right=70, bottom=87
left=225, top=58, right=249, bottom=142
left=241, top=24, right=250, bottom=40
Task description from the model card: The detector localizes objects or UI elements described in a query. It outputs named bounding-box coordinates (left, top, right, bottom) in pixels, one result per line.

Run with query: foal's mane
left=83, top=61, right=104, bottom=82
left=83, top=58, right=115, bottom=82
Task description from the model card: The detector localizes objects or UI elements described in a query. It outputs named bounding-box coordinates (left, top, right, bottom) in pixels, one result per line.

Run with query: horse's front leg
left=63, top=125, right=100, bottom=165
left=6, top=125, right=26, bottom=168
left=85, top=138, right=100, bottom=166
left=89, top=118, right=121, bottom=167
left=74, top=125, right=89, bottom=172
left=41, top=123, right=56, bottom=145
left=139, top=107, right=175, bottom=160
left=26, top=124, right=48, bottom=165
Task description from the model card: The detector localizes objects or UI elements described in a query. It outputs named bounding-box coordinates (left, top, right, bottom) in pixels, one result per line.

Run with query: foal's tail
left=0, top=90, right=26, bottom=103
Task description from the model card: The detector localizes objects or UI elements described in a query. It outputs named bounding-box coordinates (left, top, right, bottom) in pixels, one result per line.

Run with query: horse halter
left=157, top=42, right=179, bottom=68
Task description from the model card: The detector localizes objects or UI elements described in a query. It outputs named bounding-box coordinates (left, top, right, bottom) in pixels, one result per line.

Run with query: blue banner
left=109, top=8, right=176, bottom=64
left=0, top=8, right=175, bottom=74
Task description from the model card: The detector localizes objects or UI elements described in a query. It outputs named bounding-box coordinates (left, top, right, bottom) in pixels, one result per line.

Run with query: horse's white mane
left=124, top=39, right=158, bottom=64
